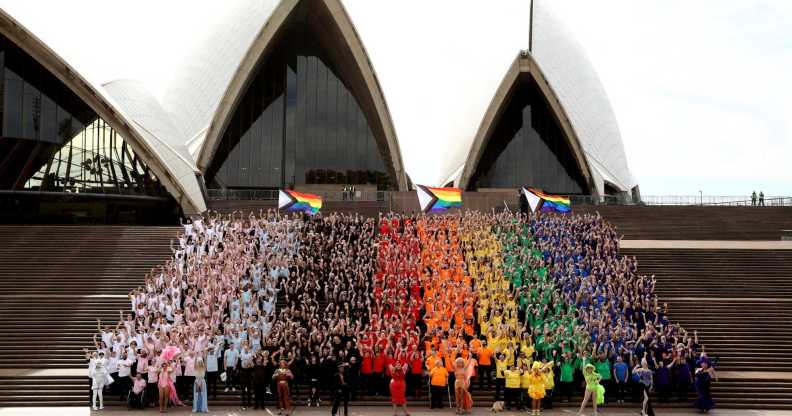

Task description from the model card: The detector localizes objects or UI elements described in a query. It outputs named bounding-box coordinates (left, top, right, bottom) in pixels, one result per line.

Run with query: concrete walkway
left=620, top=240, right=792, bottom=250
left=2, top=407, right=790, bottom=416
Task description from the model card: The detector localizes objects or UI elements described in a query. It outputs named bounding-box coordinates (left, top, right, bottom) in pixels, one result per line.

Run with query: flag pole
left=529, top=0, right=535, bottom=53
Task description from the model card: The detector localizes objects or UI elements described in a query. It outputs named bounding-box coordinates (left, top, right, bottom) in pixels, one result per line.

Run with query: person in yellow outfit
left=503, top=364, right=523, bottom=411
left=541, top=358, right=555, bottom=410
left=494, top=353, right=508, bottom=403
left=527, top=361, right=549, bottom=415
left=520, top=358, right=533, bottom=408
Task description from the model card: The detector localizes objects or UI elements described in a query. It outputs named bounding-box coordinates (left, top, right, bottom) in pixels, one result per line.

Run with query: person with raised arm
left=192, top=354, right=209, bottom=413
left=633, top=358, right=655, bottom=416
left=389, top=361, right=410, bottom=416
left=577, top=363, right=602, bottom=416
left=694, top=357, right=717, bottom=413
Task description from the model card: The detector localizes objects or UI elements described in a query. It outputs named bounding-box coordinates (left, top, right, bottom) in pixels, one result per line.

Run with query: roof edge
left=458, top=52, right=596, bottom=195
left=195, top=0, right=408, bottom=190
left=0, top=9, right=203, bottom=213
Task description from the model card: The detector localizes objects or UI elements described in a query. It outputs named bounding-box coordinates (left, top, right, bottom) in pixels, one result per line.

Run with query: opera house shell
left=0, top=0, right=636, bottom=220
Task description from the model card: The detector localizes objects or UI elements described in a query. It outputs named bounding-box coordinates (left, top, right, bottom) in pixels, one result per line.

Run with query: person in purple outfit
left=694, top=358, right=717, bottom=413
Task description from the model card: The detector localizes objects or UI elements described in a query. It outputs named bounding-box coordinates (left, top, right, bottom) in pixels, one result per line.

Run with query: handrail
left=205, top=189, right=792, bottom=207
left=705, top=196, right=792, bottom=206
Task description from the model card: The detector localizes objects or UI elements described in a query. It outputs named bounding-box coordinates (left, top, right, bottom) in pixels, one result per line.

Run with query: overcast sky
left=551, top=0, right=792, bottom=196
left=2, top=0, right=790, bottom=197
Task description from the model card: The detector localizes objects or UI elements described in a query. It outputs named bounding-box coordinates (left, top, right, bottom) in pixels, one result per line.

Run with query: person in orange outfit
left=477, top=339, right=494, bottom=390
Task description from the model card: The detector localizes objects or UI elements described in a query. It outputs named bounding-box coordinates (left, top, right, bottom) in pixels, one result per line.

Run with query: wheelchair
left=127, top=389, right=147, bottom=409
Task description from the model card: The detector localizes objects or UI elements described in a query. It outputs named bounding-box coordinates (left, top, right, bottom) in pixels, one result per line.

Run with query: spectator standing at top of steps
left=752, top=191, right=757, bottom=206
left=759, top=191, right=765, bottom=206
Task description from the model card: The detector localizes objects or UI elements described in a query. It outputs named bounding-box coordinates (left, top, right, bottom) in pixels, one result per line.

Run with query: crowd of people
left=85, top=208, right=717, bottom=416
left=533, top=212, right=716, bottom=414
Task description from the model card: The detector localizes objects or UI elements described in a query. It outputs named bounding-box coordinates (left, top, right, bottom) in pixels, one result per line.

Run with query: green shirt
left=594, top=360, right=612, bottom=380
left=560, top=361, right=575, bottom=382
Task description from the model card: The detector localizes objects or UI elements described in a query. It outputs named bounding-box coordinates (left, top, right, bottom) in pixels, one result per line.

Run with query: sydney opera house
left=0, top=0, right=636, bottom=223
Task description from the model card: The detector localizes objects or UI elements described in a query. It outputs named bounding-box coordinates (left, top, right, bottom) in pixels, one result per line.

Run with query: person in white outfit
left=89, top=351, right=112, bottom=410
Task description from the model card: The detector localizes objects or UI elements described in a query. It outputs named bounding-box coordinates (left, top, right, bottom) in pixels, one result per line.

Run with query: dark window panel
left=205, top=11, right=396, bottom=190
left=470, top=76, right=586, bottom=194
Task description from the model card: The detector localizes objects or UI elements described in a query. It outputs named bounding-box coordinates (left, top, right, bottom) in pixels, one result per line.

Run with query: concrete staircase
left=0, top=225, right=176, bottom=406
left=1, top=204, right=792, bottom=409
left=576, top=205, right=792, bottom=240
left=622, top=247, right=792, bottom=409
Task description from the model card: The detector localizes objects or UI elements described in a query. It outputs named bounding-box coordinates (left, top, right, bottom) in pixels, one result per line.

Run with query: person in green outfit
left=558, top=352, right=576, bottom=402
left=577, top=364, right=602, bottom=416
left=594, top=353, right=612, bottom=404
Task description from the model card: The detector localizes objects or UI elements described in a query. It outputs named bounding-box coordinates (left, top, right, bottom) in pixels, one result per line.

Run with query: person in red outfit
left=389, top=362, right=410, bottom=416
left=372, top=346, right=386, bottom=396
left=409, top=349, right=424, bottom=398
left=360, top=348, right=373, bottom=396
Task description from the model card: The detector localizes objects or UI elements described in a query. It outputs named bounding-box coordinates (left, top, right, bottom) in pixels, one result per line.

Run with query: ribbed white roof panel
left=159, top=0, right=283, bottom=153
left=532, top=1, right=633, bottom=190
left=101, top=80, right=207, bottom=212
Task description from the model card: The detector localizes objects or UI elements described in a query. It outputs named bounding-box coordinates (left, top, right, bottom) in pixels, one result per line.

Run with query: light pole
left=699, top=190, right=703, bottom=206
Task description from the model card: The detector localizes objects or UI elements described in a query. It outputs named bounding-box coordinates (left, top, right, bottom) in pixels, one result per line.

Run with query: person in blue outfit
left=612, top=355, right=629, bottom=403
left=633, top=359, right=655, bottom=416
left=193, top=357, right=209, bottom=413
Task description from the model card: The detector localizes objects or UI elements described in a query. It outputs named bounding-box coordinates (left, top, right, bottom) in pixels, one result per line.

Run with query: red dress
left=389, top=367, right=407, bottom=405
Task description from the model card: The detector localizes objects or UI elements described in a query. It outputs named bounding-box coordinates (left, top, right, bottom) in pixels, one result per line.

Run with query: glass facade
left=206, top=9, right=394, bottom=190
left=469, top=75, right=587, bottom=194
left=0, top=34, right=168, bottom=196
left=0, top=34, right=178, bottom=224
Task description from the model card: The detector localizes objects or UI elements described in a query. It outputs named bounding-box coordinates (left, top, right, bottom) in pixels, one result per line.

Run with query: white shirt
left=118, top=358, right=133, bottom=377
left=106, top=356, right=119, bottom=373
left=101, top=331, right=113, bottom=347
left=207, top=351, right=219, bottom=372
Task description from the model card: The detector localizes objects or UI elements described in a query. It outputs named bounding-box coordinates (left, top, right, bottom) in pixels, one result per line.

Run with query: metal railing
left=569, top=195, right=634, bottom=205
left=207, top=189, right=792, bottom=207
left=640, top=195, right=791, bottom=206
left=704, top=196, right=792, bottom=207
left=207, top=189, right=387, bottom=202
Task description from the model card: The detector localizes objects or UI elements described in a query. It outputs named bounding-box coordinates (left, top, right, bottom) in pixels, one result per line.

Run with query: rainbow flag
left=416, top=185, right=463, bottom=213
left=523, top=188, right=571, bottom=213
left=278, top=190, right=322, bottom=215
